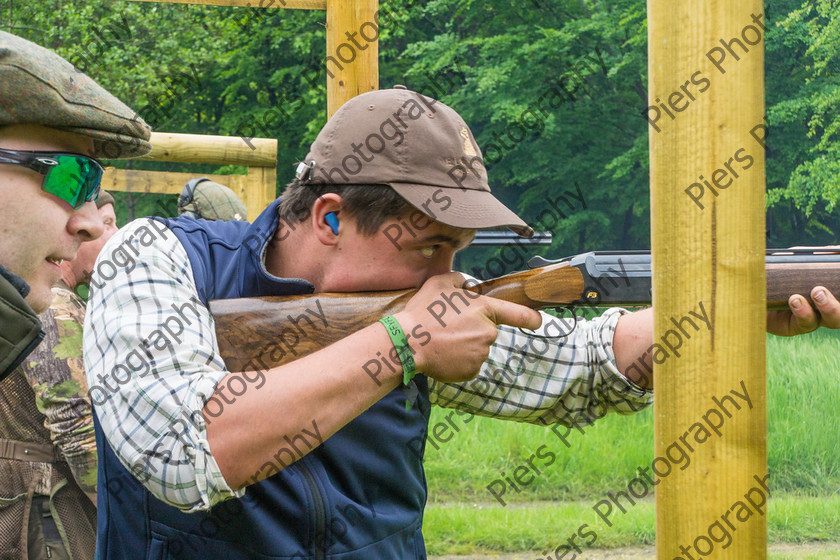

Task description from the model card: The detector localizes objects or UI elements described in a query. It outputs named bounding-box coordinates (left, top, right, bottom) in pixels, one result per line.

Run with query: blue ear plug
left=325, top=212, right=339, bottom=235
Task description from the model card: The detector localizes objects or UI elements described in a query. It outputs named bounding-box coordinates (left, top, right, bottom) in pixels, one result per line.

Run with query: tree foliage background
left=2, top=0, right=839, bottom=266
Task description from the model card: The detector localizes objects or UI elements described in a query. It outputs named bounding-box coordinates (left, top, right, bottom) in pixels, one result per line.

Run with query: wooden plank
left=142, top=132, right=277, bottom=167
left=649, top=2, right=766, bottom=559
left=122, top=0, right=326, bottom=10
left=325, top=0, right=378, bottom=117
left=103, top=168, right=241, bottom=195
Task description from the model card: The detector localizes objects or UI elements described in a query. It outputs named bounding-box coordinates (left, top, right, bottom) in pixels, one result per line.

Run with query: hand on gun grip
left=767, top=246, right=840, bottom=336
left=767, top=286, right=840, bottom=336
left=395, top=272, right=542, bottom=383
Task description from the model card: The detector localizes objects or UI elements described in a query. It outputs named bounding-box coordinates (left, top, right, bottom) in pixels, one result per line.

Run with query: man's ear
left=311, top=193, right=343, bottom=246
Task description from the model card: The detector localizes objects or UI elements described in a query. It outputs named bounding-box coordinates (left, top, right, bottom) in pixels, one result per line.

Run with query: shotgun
left=210, top=249, right=840, bottom=372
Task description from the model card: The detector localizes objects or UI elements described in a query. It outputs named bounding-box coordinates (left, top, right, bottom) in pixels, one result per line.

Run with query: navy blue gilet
left=94, top=200, right=432, bottom=559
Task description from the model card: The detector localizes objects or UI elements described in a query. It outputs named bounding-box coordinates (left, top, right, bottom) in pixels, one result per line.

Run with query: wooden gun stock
left=210, top=262, right=584, bottom=372
left=211, top=251, right=840, bottom=372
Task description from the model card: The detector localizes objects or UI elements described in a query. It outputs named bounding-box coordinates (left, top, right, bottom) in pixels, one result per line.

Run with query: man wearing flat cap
left=85, top=85, right=840, bottom=558
left=0, top=30, right=150, bottom=378
left=0, top=31, right=150, bottom=560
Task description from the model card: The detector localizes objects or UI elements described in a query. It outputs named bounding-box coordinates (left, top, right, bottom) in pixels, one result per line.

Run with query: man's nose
left=69, top=201, right=105, bottom=242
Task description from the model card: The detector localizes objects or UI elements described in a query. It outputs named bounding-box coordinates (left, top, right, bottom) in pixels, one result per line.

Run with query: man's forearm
left=206, top=274, right=543, bottom=493
left=615, top=283, right=840, bottom=389
left=205, top=319, right=403, bottom=490
left=431, top=308, right=652, bottom=427
left=613, top=308, right=654, bottom=389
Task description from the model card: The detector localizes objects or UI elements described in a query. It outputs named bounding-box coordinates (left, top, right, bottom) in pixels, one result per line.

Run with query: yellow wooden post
left=243, top=166, right=278, bottom=221
left=649, top=2, right=767, bottom=558
left=142, top=132, right=277, bottom=167
left=325, top=0, right=378, bottom=117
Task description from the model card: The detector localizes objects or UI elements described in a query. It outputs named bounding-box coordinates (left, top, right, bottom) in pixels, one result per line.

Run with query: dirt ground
left=430, top=543, right=840, bottom=560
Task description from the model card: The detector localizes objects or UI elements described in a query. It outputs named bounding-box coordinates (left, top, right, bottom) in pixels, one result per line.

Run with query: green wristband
left=379, top=315, right=416, bottom=386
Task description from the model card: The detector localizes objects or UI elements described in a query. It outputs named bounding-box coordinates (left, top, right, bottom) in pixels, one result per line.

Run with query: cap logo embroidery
left=460, top=127, right=477, bottom=157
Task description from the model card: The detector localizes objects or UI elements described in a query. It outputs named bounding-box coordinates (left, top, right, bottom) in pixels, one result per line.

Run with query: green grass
left=424, top=495, right=840, bottom=555
left=422, top=329, right=840, bottom=553
left=766, top=330, right=840, bottom=493
left=770, top=551, right=840, bottom=560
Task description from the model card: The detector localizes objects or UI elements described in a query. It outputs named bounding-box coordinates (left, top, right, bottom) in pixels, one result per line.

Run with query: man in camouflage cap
left=178, top=177, right=248, bottom=221
left=0, top=31, right=151, bottom=382
left=0, top=31, right=150, bottom=560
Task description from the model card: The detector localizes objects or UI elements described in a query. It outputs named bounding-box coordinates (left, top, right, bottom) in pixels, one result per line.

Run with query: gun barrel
left=530, top=250, right=840, bottom=309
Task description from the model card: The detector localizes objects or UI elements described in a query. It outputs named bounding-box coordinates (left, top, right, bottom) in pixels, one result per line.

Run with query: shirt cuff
left=588, top=307, right=653, bottom=415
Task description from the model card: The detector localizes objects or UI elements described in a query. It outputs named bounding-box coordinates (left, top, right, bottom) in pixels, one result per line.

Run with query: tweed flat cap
left=0, top=31, right=152, bottom=159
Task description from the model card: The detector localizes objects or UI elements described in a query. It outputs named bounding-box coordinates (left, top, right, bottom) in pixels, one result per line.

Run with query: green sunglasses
left=0, top=148, right=104, bottom=209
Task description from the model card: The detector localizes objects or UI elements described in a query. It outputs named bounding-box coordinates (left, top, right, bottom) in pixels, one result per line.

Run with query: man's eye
left=420, top=245, right=439, bottom=259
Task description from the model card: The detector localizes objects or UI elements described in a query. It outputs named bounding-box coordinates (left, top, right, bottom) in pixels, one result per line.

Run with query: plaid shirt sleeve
left=429, top=309, right=653, bottom=427
left=83, top=219, right=243, bottom=512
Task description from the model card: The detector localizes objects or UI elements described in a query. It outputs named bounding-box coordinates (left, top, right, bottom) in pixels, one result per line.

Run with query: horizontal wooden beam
left=122, top=0, right=326, bottom=9
left=103, top=169, right=243, bottom=195
left=142, top=132, right=277, bottom=167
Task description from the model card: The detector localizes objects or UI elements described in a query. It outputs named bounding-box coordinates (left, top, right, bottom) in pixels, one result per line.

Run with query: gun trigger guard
left=516, top=306, right=578, bottom=340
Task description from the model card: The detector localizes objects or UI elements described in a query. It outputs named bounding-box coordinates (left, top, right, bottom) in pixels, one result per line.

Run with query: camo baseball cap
left=178, top=179, right=247, bottom=221
left=0, top=31, right=151, bottom=159
left=297, top=87, right=533, bottom=237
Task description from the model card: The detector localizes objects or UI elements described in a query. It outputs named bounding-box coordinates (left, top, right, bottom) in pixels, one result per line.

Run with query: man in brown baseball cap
left=86, top=87, right=839, bottom=558
left=0, top=31, right=151, bottom=382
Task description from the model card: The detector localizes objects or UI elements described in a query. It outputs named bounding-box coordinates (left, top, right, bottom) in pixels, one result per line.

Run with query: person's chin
left=25, top=266, right=59, bottom=312
left=25, top=286, right=53, bottom=313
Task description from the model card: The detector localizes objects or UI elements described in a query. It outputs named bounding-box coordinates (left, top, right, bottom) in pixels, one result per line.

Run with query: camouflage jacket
left=0, top=287, right=96, bottom=559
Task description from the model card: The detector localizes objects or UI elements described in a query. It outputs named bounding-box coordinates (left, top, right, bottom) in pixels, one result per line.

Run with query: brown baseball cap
left=0, top=31, right=151, bottom=159
left=297, top=87, right=533, bottom=237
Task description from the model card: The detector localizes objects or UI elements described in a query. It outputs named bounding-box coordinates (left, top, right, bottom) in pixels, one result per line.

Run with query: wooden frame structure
left=103, top=132, right=277, bottom=220
left=117, top=0, right=770, bottom=557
